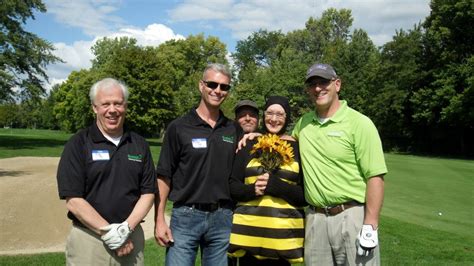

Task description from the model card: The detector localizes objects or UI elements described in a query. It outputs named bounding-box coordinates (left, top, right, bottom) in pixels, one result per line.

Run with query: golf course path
left=0, top=157, right=163, bottom=255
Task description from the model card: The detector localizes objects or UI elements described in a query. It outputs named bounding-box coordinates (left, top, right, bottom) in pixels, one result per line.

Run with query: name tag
left=192, top=138, right=207, bottom=149
left=92, top=150, right=110, bottom=161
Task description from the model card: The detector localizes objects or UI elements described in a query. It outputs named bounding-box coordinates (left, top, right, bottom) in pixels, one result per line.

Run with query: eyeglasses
left=305, top=78, right=335, bottom=88
left=202, top=80, right=231, bottom=91
left=264, top=111, right=286, bottom=119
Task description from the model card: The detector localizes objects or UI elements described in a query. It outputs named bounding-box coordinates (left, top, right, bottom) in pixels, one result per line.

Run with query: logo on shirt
left=327, top=130, right=343, bottom=137
left=128, top=154, right=143, bottom=162
left=222, top=135, right=234, bottom=143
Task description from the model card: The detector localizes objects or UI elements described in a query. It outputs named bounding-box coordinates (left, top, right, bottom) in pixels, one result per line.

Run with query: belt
left=309, top=201, right=362, bottom=216
left=176, top=201, right=232, bottom=212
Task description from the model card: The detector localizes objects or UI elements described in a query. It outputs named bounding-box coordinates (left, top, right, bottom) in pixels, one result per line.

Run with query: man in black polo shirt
left=154, top=63, right=241, bottom=266
left=57, top=78, right=156, bottom=265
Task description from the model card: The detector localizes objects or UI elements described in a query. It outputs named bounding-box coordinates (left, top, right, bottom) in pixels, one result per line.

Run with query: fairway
left=382, top=153, right=474, bottom=238
left=0, top=128, right=71, bottom=158
left=0, top=129, right=473, bottom=264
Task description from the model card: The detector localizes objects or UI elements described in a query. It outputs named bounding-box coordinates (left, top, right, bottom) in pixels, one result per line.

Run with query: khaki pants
left=66, top=224, right=145, bottom=266
left=304, top=205, right=380, bottom=266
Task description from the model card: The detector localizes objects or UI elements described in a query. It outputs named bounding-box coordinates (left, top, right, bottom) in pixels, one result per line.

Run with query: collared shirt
left=57, top=122, right=157, bottom=223
left=157, top=108, right=241, bottom=204
left=293, top=100, right=387, bottom=207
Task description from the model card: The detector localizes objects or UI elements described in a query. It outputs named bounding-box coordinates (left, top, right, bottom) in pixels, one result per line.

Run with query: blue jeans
left=165, top=205, right=233, bottom=266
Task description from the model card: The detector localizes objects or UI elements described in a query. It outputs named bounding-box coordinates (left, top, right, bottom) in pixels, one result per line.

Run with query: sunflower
left=251, top=134, right=294, bottom=172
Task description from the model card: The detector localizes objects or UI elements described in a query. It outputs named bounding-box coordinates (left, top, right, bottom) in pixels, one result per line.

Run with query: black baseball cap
left=234, top=100, right=259, bottom=115
left=305, top=63, right=338, bottom=82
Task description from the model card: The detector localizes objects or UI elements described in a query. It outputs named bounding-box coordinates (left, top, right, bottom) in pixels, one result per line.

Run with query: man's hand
left=155, top=221, right=174, bottom=247
left=357, top=224, right=378, bottom=256
left=116, top=239, right=134, bottom=257
left=100, top=221, right=132, bottom=250
left=255, top=173, right=269, bottom=196
left=236, top=132, right=262, bottom=152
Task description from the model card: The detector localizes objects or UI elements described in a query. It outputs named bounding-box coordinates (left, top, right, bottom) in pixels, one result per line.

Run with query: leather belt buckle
left=312, top=201, right=361, bottom=216
left=324, top=204, right=344, bottom=216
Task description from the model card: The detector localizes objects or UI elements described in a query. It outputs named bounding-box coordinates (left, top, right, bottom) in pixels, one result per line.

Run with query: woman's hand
left=255, top=173, right=269, bottom=196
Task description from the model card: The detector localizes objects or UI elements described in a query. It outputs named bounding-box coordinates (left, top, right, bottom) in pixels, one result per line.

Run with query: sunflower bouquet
left=250, top=134, right=295, bottom=173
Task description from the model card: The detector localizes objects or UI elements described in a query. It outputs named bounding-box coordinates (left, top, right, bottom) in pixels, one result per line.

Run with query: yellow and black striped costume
left=228, top=140, right=305, bottom=264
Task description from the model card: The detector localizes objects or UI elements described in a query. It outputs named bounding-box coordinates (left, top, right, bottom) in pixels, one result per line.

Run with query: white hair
left=202, top=63, right=232, bottom=81
left=89, top=78, right=129, bottom=104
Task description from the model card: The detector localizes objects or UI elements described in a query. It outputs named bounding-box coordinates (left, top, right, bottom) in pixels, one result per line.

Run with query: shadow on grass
left=0, top=136, right=68, bottom=150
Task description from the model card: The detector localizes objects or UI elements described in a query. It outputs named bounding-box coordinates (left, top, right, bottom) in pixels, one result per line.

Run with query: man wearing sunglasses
left=292, top=63, right=387, bottom=265
left=154, top=63, right=241, bottom=266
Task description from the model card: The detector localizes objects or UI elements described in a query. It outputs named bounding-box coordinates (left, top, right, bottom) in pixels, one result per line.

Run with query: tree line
left=1, top=0, right=473, bottom=156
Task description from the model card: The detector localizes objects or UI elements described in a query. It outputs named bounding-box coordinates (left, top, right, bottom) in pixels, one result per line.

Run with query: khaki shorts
left=66, top=224, right=145, bottom=266
left=305, top=205, right=380, bottom=266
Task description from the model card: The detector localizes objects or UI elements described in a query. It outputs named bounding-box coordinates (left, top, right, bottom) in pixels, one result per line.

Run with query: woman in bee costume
left=228, top=96, right=306, bottom=265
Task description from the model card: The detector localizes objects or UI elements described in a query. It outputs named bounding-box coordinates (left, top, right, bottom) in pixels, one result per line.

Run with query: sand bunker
left=0, top=157, right=156, bottom=255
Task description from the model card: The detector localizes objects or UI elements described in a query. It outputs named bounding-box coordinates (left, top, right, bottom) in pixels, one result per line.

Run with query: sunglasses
left=202, top=80, right=231, bottom=91
left=305, top=78, right=335, bottom=88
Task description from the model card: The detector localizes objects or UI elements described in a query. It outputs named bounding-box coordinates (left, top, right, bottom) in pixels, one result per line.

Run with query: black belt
left=309, top=200, right=362, bottom=216
left=175, top=201, right=232, bottom=212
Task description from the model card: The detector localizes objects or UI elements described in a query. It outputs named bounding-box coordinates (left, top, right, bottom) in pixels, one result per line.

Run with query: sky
left=25, top=0, right=431, bottom=90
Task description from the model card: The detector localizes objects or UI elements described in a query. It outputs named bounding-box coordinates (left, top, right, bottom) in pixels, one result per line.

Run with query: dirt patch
left=0, top=157, right=158, bottom=255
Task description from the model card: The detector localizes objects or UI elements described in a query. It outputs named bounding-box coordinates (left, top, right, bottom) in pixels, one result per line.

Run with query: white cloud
left=45, top=24, right=184, bottom=92
left=111, top=24, right=185, bottom=46
left=169, top=0, right=430, bottom=45
left=45, top=0, right=124, bottom=36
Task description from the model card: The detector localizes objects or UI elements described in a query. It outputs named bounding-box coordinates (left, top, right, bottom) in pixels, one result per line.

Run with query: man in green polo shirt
left=292, top=63, right=387, bottom=265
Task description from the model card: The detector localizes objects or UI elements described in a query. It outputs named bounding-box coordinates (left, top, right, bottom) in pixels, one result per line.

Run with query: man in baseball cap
left=234, top=100, right=259, bottom=133
left=293, top=63, right=387, bottom=265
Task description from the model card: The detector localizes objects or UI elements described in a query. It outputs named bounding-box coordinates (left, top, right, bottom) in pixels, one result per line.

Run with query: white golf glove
left=100, top=221, right=132, bottom=250
left=357, top=224, right=378, bottom=256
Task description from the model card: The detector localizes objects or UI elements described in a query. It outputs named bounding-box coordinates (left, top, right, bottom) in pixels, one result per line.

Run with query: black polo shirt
left=57, top=123, right=157, bottom=224
left=157, top=108, right=242, bottom=205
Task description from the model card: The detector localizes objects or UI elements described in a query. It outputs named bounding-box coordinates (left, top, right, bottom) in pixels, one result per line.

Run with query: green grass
left=0, top=239, right=167, bottom=266
left=0, top=128, right=71, bottom=158
left=0, top=129, right=473, bottom=265
left=0, top=128, right=162, bottom=161
left=382, top=153, right=474, bottom=238
left=381, top=215, right=473, bottom=265
left=3, top=219, right=472, bottom=265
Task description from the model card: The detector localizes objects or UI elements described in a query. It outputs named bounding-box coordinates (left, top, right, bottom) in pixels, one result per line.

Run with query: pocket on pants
left=170, top=206, right=194, bottom=231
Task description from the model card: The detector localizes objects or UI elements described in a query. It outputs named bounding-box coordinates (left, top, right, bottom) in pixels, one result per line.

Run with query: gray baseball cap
left=234, top=100, right=259, bottom=114
left=305, top=63, right=338, bottom=81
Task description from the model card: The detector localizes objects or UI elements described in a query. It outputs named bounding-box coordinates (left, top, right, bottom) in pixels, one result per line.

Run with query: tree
left=368, top=27, right=424, bottom=151
left=54, top=35, right=229, bottom=135
left=231, top=9, right=363, bottom=126
left=157, top=34, right=229, bottom=117
left=409, top=0, right=474, bottom=155
left=53, top=69, right=98, bottom=132
left=0, top=103, right=19, bottom=127
left=232, top=30, right=284, bottom=84
left=0, top=0, right=62, bottom=102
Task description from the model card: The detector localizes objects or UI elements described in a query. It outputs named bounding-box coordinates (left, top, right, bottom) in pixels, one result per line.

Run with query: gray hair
left=202, top=63, right=232, bottom=81
left=89, top=78, right=129, bottom=104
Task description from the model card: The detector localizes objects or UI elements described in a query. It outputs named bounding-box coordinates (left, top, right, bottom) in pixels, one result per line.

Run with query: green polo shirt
left=292, top=100, right=387, bottom=207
